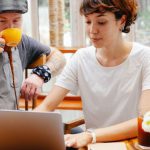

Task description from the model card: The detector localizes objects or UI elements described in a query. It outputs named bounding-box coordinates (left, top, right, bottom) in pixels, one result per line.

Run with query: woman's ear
left=119, top=15, right=127, bottom=31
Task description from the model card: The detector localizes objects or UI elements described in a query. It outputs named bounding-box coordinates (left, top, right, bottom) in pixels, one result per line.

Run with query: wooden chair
left=21, top=54, right=47, bottom=110
left=19, top=47, right=85, bottom=133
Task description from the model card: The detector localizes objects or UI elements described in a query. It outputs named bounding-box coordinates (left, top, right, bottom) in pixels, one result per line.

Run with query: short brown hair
left=80, top=0, right=138, bottom=33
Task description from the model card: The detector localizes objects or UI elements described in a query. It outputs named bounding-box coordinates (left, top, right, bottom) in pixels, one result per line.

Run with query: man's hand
left=21, top=74, right=44, bottom=101
left=0, top=37, right=5, bottom=53
left=65, top=132, right=92, bottom=148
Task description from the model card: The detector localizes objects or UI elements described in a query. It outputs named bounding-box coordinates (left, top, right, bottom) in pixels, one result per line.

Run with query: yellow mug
left=0, top=28, right=22, bottom=47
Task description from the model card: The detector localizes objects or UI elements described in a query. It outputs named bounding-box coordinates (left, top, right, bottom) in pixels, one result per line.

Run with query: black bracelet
left=32, top=65, right=51, bottom=83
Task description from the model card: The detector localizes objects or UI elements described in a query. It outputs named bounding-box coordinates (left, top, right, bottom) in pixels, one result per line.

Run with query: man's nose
left=6, top=22, right=14, bottom=28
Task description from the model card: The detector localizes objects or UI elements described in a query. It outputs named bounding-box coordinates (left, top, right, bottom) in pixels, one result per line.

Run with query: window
left=135, top=0, right=150, bottom=45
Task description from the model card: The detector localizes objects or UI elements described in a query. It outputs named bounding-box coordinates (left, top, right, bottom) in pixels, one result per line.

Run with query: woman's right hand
left=0, top=37, right=5, bottom=53
left=65, top=132, right=93, bottom=148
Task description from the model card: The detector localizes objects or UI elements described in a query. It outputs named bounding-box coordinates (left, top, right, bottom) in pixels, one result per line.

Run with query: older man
left=0, top=0, right=66, bottom=109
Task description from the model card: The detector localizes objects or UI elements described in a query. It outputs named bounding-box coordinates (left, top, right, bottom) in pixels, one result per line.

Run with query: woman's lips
left=91, top=38, right=102, bottom=42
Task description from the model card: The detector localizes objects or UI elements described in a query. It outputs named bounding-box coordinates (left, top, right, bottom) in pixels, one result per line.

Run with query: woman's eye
left=98, top=21, right=106, bottom=25
left=86, top=21, right=91, bottom=24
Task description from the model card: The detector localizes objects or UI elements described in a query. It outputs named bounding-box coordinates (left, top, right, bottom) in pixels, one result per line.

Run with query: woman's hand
left=65, top=132, right=93, bottom=148
left=21, top=74, right=44, bottom=101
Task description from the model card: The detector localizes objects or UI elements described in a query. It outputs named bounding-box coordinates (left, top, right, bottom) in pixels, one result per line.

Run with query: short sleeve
left=18, top=34, right=51, bottom=69
left=142, top=49, right=150, bottom=91
left=55, top=51, right=79, bottom=95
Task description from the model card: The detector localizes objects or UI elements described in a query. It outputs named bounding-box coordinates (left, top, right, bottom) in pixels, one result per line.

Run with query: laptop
left=0, top=110, right=65, bottom=150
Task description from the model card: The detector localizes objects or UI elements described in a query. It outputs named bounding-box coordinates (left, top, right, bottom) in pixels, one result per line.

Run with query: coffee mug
left=0, top=28, right=22, bottom=47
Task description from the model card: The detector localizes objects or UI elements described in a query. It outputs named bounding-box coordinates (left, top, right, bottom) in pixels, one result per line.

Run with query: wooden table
left=78, top=138, right=140, bottom=150
left=124, top=138, right=139, bottom=150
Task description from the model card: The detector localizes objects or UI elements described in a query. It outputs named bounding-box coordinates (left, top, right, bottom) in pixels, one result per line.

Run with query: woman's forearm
left=95, top=118, right=138, bottom=142
left=34, top=85, right=69, bottom=112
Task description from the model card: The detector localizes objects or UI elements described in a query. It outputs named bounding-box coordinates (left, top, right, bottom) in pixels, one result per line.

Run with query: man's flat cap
left=0, top=0, right=28, bottom=14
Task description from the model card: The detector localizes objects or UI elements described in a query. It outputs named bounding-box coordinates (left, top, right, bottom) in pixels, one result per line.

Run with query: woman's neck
left=96, top=41, right=133, bottom=67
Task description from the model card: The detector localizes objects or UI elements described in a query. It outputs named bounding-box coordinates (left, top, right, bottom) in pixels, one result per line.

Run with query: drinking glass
left=137, top=110, right=150, bottom=149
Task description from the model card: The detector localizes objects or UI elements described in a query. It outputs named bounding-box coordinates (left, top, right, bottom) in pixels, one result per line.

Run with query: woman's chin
left=93, top=44, right=103, bottom=48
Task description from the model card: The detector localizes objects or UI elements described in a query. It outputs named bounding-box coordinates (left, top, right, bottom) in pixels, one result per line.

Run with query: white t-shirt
left=55, top=42, right=150, bottom=129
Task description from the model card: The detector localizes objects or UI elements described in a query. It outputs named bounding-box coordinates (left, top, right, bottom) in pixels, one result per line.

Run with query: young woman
left=35, top=0, right=150, bottom=148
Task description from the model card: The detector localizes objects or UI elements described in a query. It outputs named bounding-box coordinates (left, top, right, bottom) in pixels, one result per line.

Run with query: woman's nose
left=90, top=24, right=98, bottom=34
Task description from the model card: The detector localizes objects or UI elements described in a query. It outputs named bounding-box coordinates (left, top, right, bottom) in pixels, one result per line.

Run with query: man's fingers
left=0, top=43, right=5, bottom=48
left=21, top=83, right=27, bottom=97
left=0, top=48, right=4, bottom=53
left=33, top=88, right=40, bottom=100
left=21, top=82, right=31, bottom=99
left=28, top=86, right=36, bottom=100
left=0, top=38, right=5, bottom=53
left=24, top=83, right=32, bottom=101
left=21, top=82, right=41, bottom=101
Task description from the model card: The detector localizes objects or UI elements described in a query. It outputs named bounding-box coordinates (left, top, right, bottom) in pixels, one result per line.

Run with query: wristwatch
left=86, top=128, right=96, bottom=144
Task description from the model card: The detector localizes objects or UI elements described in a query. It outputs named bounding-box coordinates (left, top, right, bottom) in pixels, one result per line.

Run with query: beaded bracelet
left=32, top=65, right=51, bottom=83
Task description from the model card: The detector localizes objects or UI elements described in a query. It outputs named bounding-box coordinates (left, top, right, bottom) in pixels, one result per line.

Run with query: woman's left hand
left=64, top=132, right=92, bottom=148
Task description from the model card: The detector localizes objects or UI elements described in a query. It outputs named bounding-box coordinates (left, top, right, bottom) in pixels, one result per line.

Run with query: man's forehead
left=0, top=13, right=22, bottom=18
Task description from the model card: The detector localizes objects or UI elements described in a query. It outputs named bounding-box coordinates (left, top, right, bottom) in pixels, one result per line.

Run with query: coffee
left=138, top=117, right=150, bottom=147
